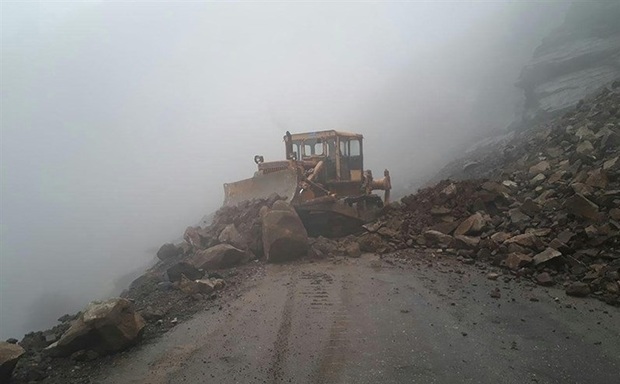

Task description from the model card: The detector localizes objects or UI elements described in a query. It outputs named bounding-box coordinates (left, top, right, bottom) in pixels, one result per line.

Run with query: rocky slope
left=517, top=1, right=620, bottom=123
left=358, top=84, right=620, bottom=306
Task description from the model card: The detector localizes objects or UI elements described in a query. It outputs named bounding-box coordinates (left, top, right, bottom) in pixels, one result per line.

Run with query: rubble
left=358, top=85, right=620, bottom=307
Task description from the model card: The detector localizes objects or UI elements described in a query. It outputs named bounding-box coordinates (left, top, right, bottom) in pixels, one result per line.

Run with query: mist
left=1, top=2, right=568, bottom=339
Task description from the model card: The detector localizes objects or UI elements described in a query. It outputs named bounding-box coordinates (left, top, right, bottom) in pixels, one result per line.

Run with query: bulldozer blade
left=223, top=168, right=300, bottom=207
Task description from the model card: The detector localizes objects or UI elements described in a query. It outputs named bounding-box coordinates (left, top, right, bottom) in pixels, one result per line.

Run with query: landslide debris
left=8, top=195, right=293, bottom=383
left=362, top=84, right=620, bottom=306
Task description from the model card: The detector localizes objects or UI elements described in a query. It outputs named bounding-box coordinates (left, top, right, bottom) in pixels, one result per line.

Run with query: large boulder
left=358, top=233, right=388, bottom=253
left=345, top=242, right=362, bottom=258
left=166, top=261, right=205, bottom=282
left=261, top=202, right=309, bottom=262
left=0, top=341, right=25, bottom=382
left=46, top=298, right=145, bottom=357
left=423, top=230, right=453, bottom=248
left=218, top=224, right=246, bottom=249
left=503, top=253, right=532, bottom=270
left=190, top=244, right=249, bottom=270
left=454, top=213, right=486, bottom=236
left=183, top=226, right=212, bottom=249
left=156, top=243, right=182, bottom=261
left=565, top=193, right=600, bottom=220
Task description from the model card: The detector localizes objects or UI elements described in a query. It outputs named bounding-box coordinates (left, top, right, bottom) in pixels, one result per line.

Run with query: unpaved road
left=98, top=253, right=620, bottom=384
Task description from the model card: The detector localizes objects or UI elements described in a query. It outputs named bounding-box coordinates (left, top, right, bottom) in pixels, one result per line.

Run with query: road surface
left=97, top=253, right=620, bottom=384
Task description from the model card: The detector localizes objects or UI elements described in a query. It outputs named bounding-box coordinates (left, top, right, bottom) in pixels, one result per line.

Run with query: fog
left=1, top=2, right=568, bottom=339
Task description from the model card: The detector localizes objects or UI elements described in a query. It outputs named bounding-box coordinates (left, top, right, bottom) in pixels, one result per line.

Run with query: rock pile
left=363, top=85, right=620, bottom=306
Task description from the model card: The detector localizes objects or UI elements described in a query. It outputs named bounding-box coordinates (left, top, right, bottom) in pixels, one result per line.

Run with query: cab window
left=339, top=140, right=349, bottom=156
left=349, top=139, right=360, bottom=156
left=314, top=142, right=324, bottom=156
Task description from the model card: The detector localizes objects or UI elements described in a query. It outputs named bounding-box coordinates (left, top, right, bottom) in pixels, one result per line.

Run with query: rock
left=377, top=227, right=399, bottom=238
left=571, top=182, right=594, bottom=196
left=490, top=232, right=512, bottom=243
left=190, top=244, right=249, bottom=270
left=46, top=298, right=145, bottom=357
left=430, top=221, right=459, bottom=235
left=218, top=224, right=246, bottom=249
left=519, top=198, right=541, bottom=217
left=166, top=262, right=204, bottom=282
left=454, top=213, right=486, bottom=236
left=605, top=282, right=619, bottom=294
left=556, top=230, right=575, bottom=244
left=576, top=140, right=594, bottom=155
left=0, top=341, right=25, bottom=382
left=453, top=235, right=480, bottom=249
left=423, top=230, right=453, bottom=248
left=490, top=288, right=501, bottom=299
left=430, top=206, right=452, bottom=216
left=178, top=274, right=201, bottom=294
left=535, top=272, right=554, bottom=286
left=547, top=170, right=566, bottom=183
left=529, top=161, right=550, bottom=174
left=610, top=208, right=620, bottom=221
left=362, top=221, right=383, bottom=233
left=184, top=226, right=207, bottom=249
left=533, top=247, right=562, bottom=265
left=504, top=233, right=542, bottom=249
left=503, top=253, right=532, bottom=270
left=486, top=272, right=500, bottom=280
left=480, top=181, right=508, bottom=194
left=195, top=279, right=217, bottom=294
left=603, top=156, right=618, bottom=171
left=566, top=282, right=591, bottom=297
left=156, top=243, right=181, bottom=261
left=261, top=205, right=309, bottom=262
left=575, top=126, right=596, bottom=141
left=212, top=278, right=226, bottom=290
left=441, top=183, right=458, bottom=196
left=140, top=306, right=166, bottom=321
left=565, top=193, right=599, bottom=220
left=345, top=242, right=362, bottom=258
left=548, top=238, right=570, bottom=253
left=70, top=349, right=99, bottom=362
left=358, top=233, right=387, bottom=253
left=508, top=208, right=530, bottom=224
left=530, top=173, right=546, bottom=185
left=585, top=225, right=599, bottom=238
left=585, top=168, right=608, bottom=189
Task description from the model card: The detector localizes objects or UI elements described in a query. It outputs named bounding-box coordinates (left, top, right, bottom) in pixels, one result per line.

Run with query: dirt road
left=97, top=253, right=620, bottom=384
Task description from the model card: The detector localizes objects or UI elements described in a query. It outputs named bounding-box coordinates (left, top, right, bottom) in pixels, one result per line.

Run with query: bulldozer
left=223, top=130, right=392, bottom=237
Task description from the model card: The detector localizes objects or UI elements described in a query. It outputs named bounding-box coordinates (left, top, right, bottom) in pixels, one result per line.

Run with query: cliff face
left=517, top=2, right=620, bottom=122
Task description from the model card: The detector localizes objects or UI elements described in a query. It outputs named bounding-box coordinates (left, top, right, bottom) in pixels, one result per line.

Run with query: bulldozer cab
left=287, top=130, right=364, bottom=184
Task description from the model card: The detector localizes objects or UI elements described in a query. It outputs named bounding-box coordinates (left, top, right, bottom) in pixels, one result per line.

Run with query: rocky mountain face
left=517, top=2, right=620, bottom=123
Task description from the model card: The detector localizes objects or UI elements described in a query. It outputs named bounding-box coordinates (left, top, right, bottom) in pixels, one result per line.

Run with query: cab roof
left=288, top=130, right=363, bottom=141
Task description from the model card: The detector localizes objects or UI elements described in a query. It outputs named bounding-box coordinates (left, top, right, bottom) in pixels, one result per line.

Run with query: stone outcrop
left=517, top=2, right=620, bottom=122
